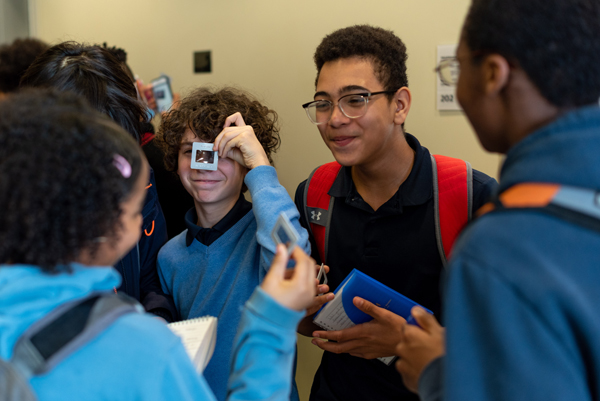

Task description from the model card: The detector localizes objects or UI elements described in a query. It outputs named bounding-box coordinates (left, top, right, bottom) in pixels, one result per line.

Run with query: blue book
left=313, top=268, right=433, bottom=364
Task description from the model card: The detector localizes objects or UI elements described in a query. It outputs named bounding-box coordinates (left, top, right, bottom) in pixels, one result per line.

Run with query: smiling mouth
left=194, top=178, right=220, bottom=184
left=331, top=136, right=354, bottom=146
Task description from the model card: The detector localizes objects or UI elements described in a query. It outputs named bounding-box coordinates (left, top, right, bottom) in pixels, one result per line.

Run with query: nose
left=328, top=102, right=350, bottom=128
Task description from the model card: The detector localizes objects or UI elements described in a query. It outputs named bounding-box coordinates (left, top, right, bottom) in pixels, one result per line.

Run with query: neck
left=351, top=136, right=415, bottom=211
left=504, top=71, right=565, bottom=151
left=194, top=197, right=238, bottom=228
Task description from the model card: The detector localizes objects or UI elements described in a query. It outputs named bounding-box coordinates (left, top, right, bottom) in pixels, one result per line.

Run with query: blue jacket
left=438, top=106, right=600, bottom=400
left=0, top=264, right=303, bottom=401
left=114, top=168, right=178, bottom=322
left=158, top=165, right=309, bottom=401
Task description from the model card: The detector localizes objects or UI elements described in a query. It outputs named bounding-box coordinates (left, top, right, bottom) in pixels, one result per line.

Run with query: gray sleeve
left=418, top=356, right=445, bottom=401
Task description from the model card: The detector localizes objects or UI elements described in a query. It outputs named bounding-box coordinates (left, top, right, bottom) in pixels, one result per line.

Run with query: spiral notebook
left=168, top=316, right=217, bottom=373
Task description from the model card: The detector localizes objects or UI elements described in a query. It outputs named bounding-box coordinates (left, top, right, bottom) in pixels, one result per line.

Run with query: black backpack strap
left=11, top=293, right=142, bottom=378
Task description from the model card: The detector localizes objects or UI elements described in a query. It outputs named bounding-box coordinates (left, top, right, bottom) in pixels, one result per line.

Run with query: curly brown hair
left=156, top=87, right=280, bottom=174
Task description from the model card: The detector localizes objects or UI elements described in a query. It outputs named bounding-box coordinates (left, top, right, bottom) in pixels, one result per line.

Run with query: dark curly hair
left=464, top=0, right=600, bottom=107
left=0, top=89, right=144, bottom=273
left=20, top=41, right=147, bottom=143
left=314, top=25, right=408, bottom=95
left=156, top=87, right=280, bottom=191
left=0, top=38, right=48, bottom=93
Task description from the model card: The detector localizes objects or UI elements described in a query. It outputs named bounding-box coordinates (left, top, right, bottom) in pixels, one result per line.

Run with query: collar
left=328, top=133, right=433, bottom=213
left=185, top=194, right=252, bottom=246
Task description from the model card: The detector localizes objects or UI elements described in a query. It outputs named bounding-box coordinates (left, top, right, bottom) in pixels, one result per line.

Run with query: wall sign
left=436, top=44, right=461, bottom=111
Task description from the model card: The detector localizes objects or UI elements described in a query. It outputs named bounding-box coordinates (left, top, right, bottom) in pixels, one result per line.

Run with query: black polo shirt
left=294, top=133, right=497, bottom=401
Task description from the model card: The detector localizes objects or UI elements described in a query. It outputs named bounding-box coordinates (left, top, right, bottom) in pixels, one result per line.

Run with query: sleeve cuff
left=244, top=165, right=278, bottom=193
left=245, top=287, right=304, bottom=330
left=418, top=355, right=444, bottom=401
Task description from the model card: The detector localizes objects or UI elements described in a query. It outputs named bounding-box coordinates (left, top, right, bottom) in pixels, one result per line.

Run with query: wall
left=33, top=1, right=501, bottom=399
left=0, top=0, right=29, bottom=44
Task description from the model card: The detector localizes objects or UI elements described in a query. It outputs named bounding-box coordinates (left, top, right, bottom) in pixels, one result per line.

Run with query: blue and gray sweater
left=158, top=165, right=309, bottom=401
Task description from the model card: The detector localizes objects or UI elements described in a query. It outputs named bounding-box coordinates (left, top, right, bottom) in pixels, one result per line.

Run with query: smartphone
left=150, top=75, right=174, bottom=113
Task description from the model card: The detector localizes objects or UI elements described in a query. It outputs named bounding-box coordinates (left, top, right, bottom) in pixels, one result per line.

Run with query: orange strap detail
left=499, top=183, right=560, bottom=207
left=477, top=183, right=561, bottom=217
left=145, top=183, right=153, bottom=190
left=475, top=202, right=496, bottom=217
left=144, top=220, right=155, bottom=236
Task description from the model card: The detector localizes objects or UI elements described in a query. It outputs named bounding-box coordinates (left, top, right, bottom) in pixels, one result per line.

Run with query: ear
left=481, top=54, right=510, bottom=96
left=392, top=87, right=411, bottom=125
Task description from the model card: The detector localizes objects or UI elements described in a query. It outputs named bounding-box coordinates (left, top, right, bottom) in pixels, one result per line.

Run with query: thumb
left=353, top=296, right=385, bottom=320
left=409, top=306, right=439, bottom=332
left=267, top=244, right=288, bottom=279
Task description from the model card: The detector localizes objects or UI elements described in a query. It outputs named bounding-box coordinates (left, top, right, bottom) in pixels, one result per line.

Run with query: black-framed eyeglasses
left=301, top=90, right=397, bottom=125
left=435, top=58, right=460, bottom=86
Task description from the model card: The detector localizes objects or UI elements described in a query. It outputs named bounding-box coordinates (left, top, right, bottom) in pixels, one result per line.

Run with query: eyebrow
left=314, top=85, right=372, bottom=99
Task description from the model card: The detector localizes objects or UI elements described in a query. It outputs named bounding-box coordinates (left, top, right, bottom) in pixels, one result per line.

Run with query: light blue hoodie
left=0, top=264, right=303, bottom=400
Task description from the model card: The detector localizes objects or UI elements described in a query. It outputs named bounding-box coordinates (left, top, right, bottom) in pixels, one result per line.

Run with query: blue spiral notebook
left=313, top=268, right=433, bottom=365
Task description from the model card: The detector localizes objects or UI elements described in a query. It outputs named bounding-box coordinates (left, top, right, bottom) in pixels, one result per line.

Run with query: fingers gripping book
left=313, top=268, right=433, bottom=365
left=168, top=316, right=217, bottom=373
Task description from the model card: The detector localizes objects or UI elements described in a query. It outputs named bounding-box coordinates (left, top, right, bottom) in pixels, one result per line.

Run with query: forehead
left=181, top=128, right=203, bottom=144
left=316, top=57, right=383, bottom=95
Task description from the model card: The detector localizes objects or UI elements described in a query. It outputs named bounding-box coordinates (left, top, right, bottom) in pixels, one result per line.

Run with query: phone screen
left=151, top=76, right=174, bottom=113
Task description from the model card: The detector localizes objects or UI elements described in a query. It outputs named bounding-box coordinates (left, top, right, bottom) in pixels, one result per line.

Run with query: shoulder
left=294, top=179, right=308, bottom=207
left=158, top=232, right=189, bottom=261
left=471, top=168, right=498, bottom=209
left=453, top=207, right=581, bottom=286
left=71, top=311, right=183, bottom=369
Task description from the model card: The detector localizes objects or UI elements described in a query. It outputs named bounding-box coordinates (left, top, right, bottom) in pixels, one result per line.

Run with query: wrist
left=249, top=155, right=271, bottom=169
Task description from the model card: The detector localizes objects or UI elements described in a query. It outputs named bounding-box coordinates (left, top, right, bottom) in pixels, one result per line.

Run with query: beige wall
left=33, top=1, right=501, bottom=399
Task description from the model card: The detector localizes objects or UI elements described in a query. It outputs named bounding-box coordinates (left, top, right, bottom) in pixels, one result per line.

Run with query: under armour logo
left=311, top=211, right=322, bottom=221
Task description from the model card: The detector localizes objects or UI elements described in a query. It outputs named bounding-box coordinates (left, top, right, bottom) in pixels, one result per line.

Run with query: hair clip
left=112, top=154, right=132, bottom=178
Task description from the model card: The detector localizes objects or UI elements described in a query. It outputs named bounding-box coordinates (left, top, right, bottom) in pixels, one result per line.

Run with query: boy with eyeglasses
left=294, top=25, right=497, bottom=401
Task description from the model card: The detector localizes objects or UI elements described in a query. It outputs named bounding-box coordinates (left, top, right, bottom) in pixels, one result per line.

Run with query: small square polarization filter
left=191, top=142, right=218, bottom=170
left=317, top=263, right=328, bottom=286
left=271, top=213, right=300, bottom=254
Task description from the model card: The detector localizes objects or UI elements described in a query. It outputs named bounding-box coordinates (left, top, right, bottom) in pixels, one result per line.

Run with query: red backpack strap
left=431, top=154, right=472, bottom=266
left=303, top=162, right=342, bottom=262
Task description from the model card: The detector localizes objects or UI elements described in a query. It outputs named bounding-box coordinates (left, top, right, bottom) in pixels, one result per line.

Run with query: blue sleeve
left=444, top=234, right=590, bottom=401
left=227, top=287, right=303, bottom=401
left=245, top=166, right=311, bottom=274
left=138, top=168, right=178, bottom=322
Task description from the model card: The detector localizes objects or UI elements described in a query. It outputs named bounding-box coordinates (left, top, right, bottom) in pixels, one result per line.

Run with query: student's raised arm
left=227, top=245, right=316, bottom=401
